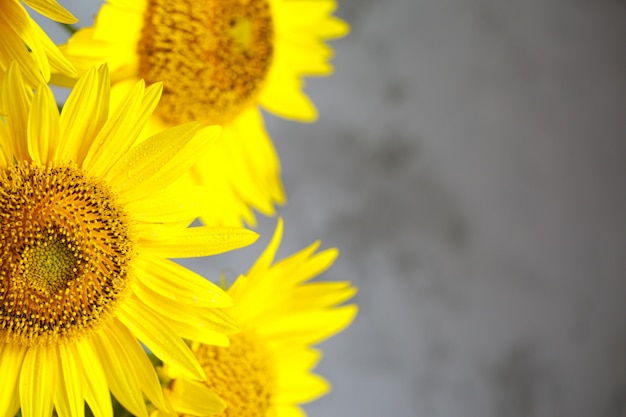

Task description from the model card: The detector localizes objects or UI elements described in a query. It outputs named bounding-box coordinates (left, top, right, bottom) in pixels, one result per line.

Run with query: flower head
left=59, top=0, right=349, bottom=227
left=0, top=0, right=77, bottom=86
left=159, top=219, right=358, bottom=417
left=0, top=62, right=258, bottom=417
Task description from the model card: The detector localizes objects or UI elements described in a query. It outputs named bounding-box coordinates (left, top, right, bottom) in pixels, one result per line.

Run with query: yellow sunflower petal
left=118, top=299, right=206, bottom=381
left=91, top=325, right=149, bottom=417
left=95, top=3, right=143, bottom=42
left=22, top=0, right=77, bottom=23
left=259, top=305, right=358, bottom=345
left=140, top=226, right=258, bottom=258
left=75, top=338, right=113, bottom=417
left=58, top=28, right=109, bottom=78
left=234, top=239, right=325, bottom=322
left=27, top=82, right=58, bottom=164
left=111, top=318, right=168, bottom=411
left=134, top=277, right=238, bottom=334
left=273, top=346, right=322, bottom=373
left=58, top=65, right=109, bottom=163
left=94, top=332, right=148, bottom=417
left=82, top=79, right=153, bottom=176
left=0, top=4, right=45, bottom=86
left=224, top=106, right=285, bottom=206
left=259, top=72, right=318, bottom=121
left=163, top=316, right=231, bottom=347
left=28, top=15, right=77, bottom=77
left=191, top=154, right=258, bottom=227
left=0, top=344, right=26, bottom=417
left=0, top=35, right=40, bottom=88
left=226, top=274, right=247, bottom=302
left=235, top=245, right=320, bottom=317
left=288, top=281, right=358, bottom=309
left=20, top=347, right=55, bottom=417
left=275, top=372, right=329, bottom=404
left=0, top=0, right=29, bottom=33
left=54, top=344, right=84, bottom=417
left=276, top=247, right=339, bottom=286
left=135, top=257, right=233, bottom=308
left=127, top=184, right=203, bottom=224
left=2, top=61, right=32, bottom=160
left=272, top=405, right=307, bottom=417
left=106, top=123, right=220, bottom=199
left=166, top=379, right=226, bottom=416
left=274, top=0, right=348, bottom=37
left=275, top=38, right=335, bottom=75
left=191, top=107, right=286, bottom=225
left=13, top=23, right=50, bottom=82
left=248, top=217, right=283, bottom=277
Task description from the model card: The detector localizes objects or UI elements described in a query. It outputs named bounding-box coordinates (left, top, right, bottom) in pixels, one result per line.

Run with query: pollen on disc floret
left=138, top=0, right=274, bottom=125
left=0, top=162, right=133, bottom=347
left=188, top=332, right=277, bottom=417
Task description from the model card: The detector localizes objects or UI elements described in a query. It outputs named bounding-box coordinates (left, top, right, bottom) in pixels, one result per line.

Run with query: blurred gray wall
left=39, top=0, right=626, bottom=416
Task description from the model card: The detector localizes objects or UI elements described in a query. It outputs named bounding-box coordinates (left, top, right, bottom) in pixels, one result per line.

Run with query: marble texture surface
left=38, top=0, right=626, bottom=416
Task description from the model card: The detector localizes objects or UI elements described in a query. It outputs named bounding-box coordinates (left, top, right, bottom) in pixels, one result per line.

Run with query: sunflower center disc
left=139, top=0, right=274, bottom=125
left=191, top=332, right=276, bottom=417
left=0, top=163, right=133, bottom=347
left=22, top=229, right=81, bottom=293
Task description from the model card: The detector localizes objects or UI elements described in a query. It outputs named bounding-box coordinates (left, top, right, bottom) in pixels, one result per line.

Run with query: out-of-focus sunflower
left=0, top=0, right=76, bottom=85
left=58, top=0, right=349, bottom=227
left=0, top=62, right=257, bottom=417
left=156, top=219, right=358, bottom=417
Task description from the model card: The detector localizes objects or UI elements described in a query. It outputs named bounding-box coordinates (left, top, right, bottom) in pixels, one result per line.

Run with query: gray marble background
left=39, top=0, right=626, bottom=416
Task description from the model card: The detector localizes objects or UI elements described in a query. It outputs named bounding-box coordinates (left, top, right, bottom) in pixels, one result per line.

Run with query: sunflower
left=156, top=218, right=358, bottom=417
left=58, top=0, right=349, bottom=227
left=0, top=62, right=259, bottom=417
left=0, top=0, right=77, bottom=86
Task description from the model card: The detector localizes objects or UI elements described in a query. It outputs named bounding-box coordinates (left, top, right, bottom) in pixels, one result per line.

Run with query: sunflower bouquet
left=0, top=1, right=356, bottom=417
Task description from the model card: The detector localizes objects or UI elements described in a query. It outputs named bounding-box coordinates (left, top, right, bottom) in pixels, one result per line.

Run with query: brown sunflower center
left=0, top=163, right=133, bottom=347
left=138, top=0, right=274, bottom=125
left=190, top=332, right=276, bottom=417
